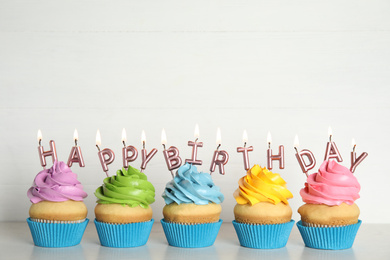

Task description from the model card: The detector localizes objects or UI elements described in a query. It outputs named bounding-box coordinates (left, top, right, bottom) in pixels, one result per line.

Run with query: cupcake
left=296, top=160, right=362, bottom=250
left=161, top=163, right=224, bottom=248
left=27, top=161, right=89, bottom=247
left=232, top=165, right=294, bottom=249
left=94, top=165, right=155, bottom=248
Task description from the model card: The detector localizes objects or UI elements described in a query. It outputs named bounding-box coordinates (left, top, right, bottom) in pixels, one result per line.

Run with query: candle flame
left=73, top=129, right=79, bottom=141
left=352, top=138, right=356, bottom=149
left=161, top=128, right=167, bottom=145
left=267, top=131, right=272, bottom=145
left=216, top=127, right=222, bottom=145
left=141, top=130, right=146, bottom=144
left=37, top=129, right=42, bottom=142
left=243, top=130, right=248, bottom=143
left=194, top=124, right=200, bottom=139
left=96, top=130, right=101, bottom=146
left=294, top=135, right=299, bottom=148
left=121, top=128, right=127, bottom=143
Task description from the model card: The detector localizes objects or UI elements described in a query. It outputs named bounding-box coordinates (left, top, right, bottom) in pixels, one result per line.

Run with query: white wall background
left=1, top=0, right=389, bottom=223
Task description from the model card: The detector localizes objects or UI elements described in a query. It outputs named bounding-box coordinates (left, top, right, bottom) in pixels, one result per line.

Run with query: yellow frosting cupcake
left=232, top=165, right=295, bottom=249
left=233, top=165, right=293, bottom=224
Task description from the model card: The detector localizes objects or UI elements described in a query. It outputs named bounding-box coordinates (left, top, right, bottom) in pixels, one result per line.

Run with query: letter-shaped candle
left=161, top=128, right=182, bottom=177
left=324, top=127, right=343, bottom=162
left=67, top=129, right=85, bottom=167
left=350, top=138, right=368, bottom=173
left=210, top=128, right=229, bottom=175
left=266, top=132, right=285, bottom=170
left=185, top=124, right=203, bottom=165
left=37, top=130, right=58, bottom=168
left=121, top=128, right=138, bottom=169
left=140, top=130, right=158, bottom=172
left=96, top=130, right=115, bottom=177
left=237, top=130, right=253, bottom=171
left=294, top=135, right=316, bottom=176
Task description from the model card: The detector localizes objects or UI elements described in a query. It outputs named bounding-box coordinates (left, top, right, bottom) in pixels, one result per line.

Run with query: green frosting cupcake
left=95, top=166, right=155, bottom=208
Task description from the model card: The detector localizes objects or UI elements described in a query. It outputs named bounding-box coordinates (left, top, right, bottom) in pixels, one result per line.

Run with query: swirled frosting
left=162, top=163, right=224, bottom=205
left=27, top=161, right=87, bottom=203
left=300, top=160, right=360, bottom=206
left=234, top=165, right=293, bottom=205
left=95, top=166, right=155, bottom=208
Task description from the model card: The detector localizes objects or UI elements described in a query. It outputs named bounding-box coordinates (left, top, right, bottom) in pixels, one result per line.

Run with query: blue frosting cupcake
left=161, top=163, right=224, bottom=248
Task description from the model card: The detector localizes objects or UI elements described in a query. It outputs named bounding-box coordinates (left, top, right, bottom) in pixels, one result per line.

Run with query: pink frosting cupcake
left=300, top=160, right=360, bottom=207
left=296, top=160, right=362, bottom=249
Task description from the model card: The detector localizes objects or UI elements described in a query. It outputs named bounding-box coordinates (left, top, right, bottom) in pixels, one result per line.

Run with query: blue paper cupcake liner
left=161, top=219, right=223, bottom=248
left=296, top=220, right=362, bottom=250
left=232, top=220, right=295, bottom=249
left=27, top=217, right=89, bottom=247
left=94, top=219, right=154, bottom=248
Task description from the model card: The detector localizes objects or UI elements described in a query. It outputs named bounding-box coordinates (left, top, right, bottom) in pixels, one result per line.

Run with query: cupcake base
left=27, top=217, right=89, bottom=247
left=232, top=220, right=295, bottom=249
left=161, top=219, right=222, bottom=248
left=296, top=220, right=362, bottom=250
left=94, top=219, right=154, bottom=248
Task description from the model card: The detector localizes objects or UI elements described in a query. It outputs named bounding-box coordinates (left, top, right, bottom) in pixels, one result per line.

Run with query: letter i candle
left=185, top=124, right=203, bottom=165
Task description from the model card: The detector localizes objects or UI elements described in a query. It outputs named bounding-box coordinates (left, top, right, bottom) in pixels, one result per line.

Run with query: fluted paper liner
left=161, top=219, right=222, bottom=248
left=27, top=217, right=89, bottom=247
left=232, top=220, right=295, bottom=249
left=296, top=220, right=361, bottom=250
left=94, top=219, right=154, bottom=248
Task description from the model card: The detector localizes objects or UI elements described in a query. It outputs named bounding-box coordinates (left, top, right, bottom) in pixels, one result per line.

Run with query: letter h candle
left=37, top=130, right=58, bottom=169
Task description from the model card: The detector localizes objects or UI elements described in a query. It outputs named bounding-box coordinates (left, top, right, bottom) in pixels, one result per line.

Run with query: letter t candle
left=237, top=130, right=253, bottom=171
